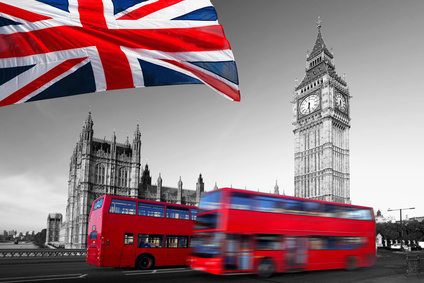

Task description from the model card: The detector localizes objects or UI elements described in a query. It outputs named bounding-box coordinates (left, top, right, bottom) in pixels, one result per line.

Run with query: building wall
left=293, top=22, right=350, bottom=204
left=45, top=213, right=62, bottom=245
left=63, top=113, right=204, bottom=249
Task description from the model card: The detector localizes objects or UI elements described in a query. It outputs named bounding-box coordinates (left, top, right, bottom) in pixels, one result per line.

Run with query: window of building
left=166, top=236, right=189, bottom=248
left=167, top=206, right=190, bottom=220
left=109, top=199, right=136, bottom=215
left=95, top=164, right=106, bottom=184
left=138, top=202, right=164, bottom=218
left=118, top=167, right=128, bottom=187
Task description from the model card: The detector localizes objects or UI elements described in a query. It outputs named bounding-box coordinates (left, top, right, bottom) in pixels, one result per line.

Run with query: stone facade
left=292, top=18, right=351, bottom=204
left=45, top=213, right=62, bottom=245
left=64, top=112, right=204, bottom=248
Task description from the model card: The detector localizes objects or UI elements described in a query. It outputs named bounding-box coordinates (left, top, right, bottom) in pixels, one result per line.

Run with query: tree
left=33, top=229, right=46, bottom=247
left=377, top=221, right=424, bottom=246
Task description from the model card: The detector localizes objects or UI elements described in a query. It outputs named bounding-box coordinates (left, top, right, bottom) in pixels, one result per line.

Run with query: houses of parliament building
left=64, top=111, right=206, bottom=248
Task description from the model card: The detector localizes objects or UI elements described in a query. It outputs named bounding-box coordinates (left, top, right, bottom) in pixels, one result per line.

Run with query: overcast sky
left=1, top=0, right=423, bottom=232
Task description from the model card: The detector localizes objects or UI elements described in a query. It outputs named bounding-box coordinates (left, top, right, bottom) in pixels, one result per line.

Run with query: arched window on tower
left=95, top=164, right=106, bottom=184
left=118, top=167, right=128, bottom=187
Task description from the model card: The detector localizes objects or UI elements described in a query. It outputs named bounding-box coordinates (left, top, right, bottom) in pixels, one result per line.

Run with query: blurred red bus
left=189, top=188, right=375, bottom=277
left=87, top=195, right=197, bottom=269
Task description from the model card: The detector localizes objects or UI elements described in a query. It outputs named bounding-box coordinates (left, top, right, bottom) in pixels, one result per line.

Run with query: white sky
left=1, top=0, right=423, bottom=232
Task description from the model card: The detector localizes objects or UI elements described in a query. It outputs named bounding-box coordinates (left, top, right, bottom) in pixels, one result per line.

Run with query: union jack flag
left=0, top=0, right=240, bottom=108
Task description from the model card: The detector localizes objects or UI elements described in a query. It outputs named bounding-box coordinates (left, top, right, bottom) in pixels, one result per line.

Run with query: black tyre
left=258, top=258, right=274, bottom=278
left=135, top=254, right=154, bottom=270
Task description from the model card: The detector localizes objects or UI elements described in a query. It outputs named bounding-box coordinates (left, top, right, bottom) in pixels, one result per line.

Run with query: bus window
left=166, top=236, right=189, bottom=248
left=109, top=199, right=136, bottom=215
left=93, top=198, right=104, bottom=211
left=90, top=231, right=98, bottom=240
left=124, top=233, right=134, bottom=245
left=324, top=204, right=337, bottom=218
left=304, top=201, right=324, bottom=216
left=283, top=199, right=304, bottom=214
left=199, top=191, right=222, bottom=211
left=194, top=212, right=219, bottom=230
left=355, top=209, right=373, bottom=221
left=255, top=196, right=279, bottom=213
left=256, top=234, right=280, bottom=250
left=191, top=209, right=198, bottom=220
left=167, top=206, right=190, bottom=219
left=309, top=236, right=325, bottom=250
left=191, top=232, right=223, bottom=258
left=138, top=202, right=164, bottom=217
left=231, top=192, right=253, bottom=210
left=138, top=234, right=164, bottom=248
left=310, top=236, right=363, bottom=250
left=332, top=206, right=347, bottom=218
left=344, top=207, right=355, bottom=219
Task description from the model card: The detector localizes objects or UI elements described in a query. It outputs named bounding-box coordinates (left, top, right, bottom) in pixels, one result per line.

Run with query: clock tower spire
left=293, top=18, right=351, bottom=204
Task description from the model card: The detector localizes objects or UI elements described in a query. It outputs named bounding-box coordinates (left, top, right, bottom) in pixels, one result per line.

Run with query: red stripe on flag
left=0, top=25, right=230, bottom=58
left=97, top=45, right=134, bottom=90
left=163, top=59, right=240, bottom=102
left=77, top=0, right=107, bottom=28
left=0, top=3, right=52, bottom=22
left=0, top=57, right=87, bottom=107
left=117, top=0, right=185, bottom=20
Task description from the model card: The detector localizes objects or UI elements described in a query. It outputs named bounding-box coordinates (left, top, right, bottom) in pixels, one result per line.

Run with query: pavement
left=357, top=274, right=424, bottom=283
left=357, top=249, right=424, bottom=283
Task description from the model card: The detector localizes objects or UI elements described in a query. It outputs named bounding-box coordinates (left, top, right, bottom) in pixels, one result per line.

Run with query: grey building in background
left=293, top=19, right=351, bottom=204
left=45, top=213, right=62, bottom=245
left=63, top=111, right=205, bottom=249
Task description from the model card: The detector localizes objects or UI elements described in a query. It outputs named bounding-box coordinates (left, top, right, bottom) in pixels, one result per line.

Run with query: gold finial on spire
left=316, top=16, right=322, bottom=30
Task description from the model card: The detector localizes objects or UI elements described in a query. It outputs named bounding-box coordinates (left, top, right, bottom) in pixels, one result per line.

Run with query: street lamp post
left=388, top=207, right=415, bottom=250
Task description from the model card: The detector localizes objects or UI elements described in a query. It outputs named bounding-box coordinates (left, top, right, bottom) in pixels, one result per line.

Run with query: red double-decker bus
left=86, top=195, right=197, bottom=269
left=190, top=188, right=375, bottom=277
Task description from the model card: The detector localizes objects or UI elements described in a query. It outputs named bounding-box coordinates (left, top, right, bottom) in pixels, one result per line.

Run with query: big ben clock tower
left=293, top=18, right=351, bottom=204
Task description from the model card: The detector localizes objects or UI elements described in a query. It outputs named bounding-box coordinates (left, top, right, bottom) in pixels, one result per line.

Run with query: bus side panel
left=165, top=248, right=190, bottom=266
left=101, top=215, right=126, bottom=267
left=87, top=202, right=106, bottom=267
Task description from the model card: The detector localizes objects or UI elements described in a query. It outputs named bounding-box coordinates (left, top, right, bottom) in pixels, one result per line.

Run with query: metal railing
left=0, top=249, right=86, bottom=259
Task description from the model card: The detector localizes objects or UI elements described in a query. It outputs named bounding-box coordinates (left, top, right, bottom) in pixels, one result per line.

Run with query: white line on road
left=124, top=267, right=194, bottom=276
left=0, top=273, right=87, bottom=283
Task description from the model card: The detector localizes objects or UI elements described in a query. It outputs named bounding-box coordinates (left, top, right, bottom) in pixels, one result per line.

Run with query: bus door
left=239, top=234, right=253, bottom=271
left=224, top=234, right=252, bottom=272
left=284, top=236, right=308, bottom=270
left=120, top=232, right=136, bottom=267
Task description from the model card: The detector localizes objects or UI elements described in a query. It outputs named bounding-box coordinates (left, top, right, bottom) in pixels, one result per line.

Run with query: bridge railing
left=0, top=249, right=86, bottom=261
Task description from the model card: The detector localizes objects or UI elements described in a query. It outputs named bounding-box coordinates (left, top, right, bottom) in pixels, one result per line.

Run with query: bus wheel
left=345, top=256, right=357, bottom=271
left=258, top=258, right=274, bottom=278
left=135, top=254, right=154, bottom=270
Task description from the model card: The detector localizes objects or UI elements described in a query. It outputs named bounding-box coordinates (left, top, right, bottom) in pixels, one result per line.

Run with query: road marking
left=124, top=267, right=194, bottom=276
left=0, top=274, right=87, bottom=283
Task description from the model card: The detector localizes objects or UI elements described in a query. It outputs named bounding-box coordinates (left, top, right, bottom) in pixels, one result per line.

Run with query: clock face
left=335, top=93, right=347, bottom=112
left=300, top=94, right=320, bottom=115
